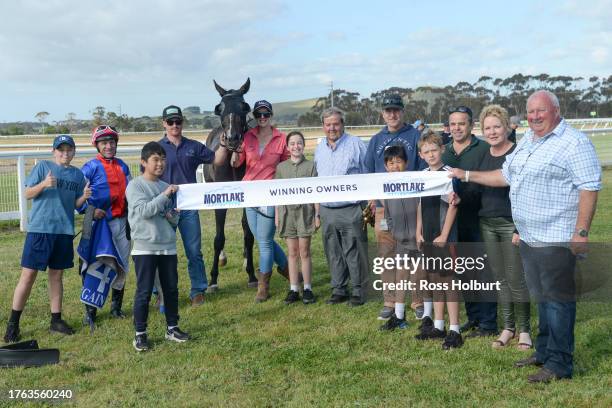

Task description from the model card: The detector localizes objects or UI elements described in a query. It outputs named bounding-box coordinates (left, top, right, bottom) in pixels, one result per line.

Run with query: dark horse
left=203, top=78, right=256, bottom=291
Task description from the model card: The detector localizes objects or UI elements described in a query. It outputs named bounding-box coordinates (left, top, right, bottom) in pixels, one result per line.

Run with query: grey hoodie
left=126, top=176, right=179, bottom=252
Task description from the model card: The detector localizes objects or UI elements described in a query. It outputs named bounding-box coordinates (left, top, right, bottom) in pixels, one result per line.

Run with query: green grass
left=0, top=174, right=611, bottom=406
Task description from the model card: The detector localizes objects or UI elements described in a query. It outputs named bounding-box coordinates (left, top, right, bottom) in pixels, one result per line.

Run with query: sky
left=1, top=0, right=610, bottom=122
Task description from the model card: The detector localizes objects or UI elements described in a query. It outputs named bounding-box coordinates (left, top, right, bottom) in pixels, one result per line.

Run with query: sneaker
left=379, top=314, right=408, bottom=331
left=133, top=333, right=149, bottom=352
left=418, top=316, right=434, bottom=331
left=165, top=327, right=190, bottom=343
left=442, top=330, right=464, bottom=350
left=284, top=290, right=300, bottom=305
left=3, top=322, right=20, bottom=343
left=415, top=327, right=447, bottom=340
left=49, top=319, right=75, bottom=335
left=415, top=305, right=425, bottom=320
left=377, top=306, right=394, bottom=321
left=302, top=289, right=316, bottom=304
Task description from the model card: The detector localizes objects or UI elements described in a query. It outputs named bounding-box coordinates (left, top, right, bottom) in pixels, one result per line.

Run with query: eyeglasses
left=449, top=106, right=473, bottom=119
left=95, top=125, right=117, bottom=133
left=254, top=111, right=272, bottom=119
left=166, top=119, right=183, bottom=126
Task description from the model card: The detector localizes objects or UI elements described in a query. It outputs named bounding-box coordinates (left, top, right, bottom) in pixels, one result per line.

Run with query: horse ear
left=242, top=102, right=251, bottom=113
left=214, top=103, right=223, bottom=116
left=213, top=80, right=227, bottom=96
left=238, top=77, right=250, bottom=95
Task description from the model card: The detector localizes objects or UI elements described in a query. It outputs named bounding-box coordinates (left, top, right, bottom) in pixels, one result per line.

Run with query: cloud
left=326, top=31, right=346, bottom=41
left=0, top=0, right=283, bottom=84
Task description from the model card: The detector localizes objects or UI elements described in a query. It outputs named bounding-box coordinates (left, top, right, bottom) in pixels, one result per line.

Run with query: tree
left=92, top=106, right=106, bottom=127
left=184, top=106, right=201, bottom=115
left=66, top=112, right=77, bottom=132
left=35, top=111, right=49, bottom=133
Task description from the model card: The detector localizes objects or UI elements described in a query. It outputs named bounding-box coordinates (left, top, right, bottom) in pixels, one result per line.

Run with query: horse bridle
left=215, top=96, right=250, bottom=153
left=219, top=112, right=249, bottom=153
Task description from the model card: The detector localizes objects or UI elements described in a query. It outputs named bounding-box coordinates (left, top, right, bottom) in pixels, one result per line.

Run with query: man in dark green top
left=441, top=106, right=497, bottom=337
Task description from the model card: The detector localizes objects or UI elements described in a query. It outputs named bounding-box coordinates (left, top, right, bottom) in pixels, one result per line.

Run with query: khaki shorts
left=279, top=205, right=315, bottom=238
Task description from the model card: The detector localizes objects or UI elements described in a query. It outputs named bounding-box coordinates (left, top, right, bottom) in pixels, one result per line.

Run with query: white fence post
left=17, top=156, right=28, bottom=231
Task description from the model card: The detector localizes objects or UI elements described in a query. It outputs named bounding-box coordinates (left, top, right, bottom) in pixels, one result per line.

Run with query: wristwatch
left=576, top=228, right=588, bottom=237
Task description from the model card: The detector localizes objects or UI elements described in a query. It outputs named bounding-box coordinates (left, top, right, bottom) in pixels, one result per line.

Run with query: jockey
left=80, top=125, right=131, bottom=326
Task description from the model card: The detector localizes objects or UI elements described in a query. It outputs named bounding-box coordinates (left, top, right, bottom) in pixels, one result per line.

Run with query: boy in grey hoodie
left=126, top=142, right=189, bottom=352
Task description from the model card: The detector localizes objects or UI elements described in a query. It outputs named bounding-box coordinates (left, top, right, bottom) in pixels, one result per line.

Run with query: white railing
left=2, top=117, right=611, bottom=139
left=0, top=147, right=142, bottom=230
left=2, top=126, right=611, bottom=227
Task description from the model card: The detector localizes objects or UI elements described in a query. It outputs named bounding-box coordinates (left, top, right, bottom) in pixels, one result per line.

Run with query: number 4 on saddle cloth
left=77, top=208, right=128, bottom=309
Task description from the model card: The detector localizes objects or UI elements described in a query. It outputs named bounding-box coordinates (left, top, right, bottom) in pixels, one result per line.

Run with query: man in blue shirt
left=449, top=90, right=601, bottom=383
left=158, top=105, right=220, bottom=306
left=314, top=107, right=368, bottom=306
left=365, top=94, right=425, bottom=320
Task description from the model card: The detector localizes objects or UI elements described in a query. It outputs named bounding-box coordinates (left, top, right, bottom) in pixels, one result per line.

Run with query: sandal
left=517, top=332, right=533, bottom=350
left=491, top=328, right=515, bottom=349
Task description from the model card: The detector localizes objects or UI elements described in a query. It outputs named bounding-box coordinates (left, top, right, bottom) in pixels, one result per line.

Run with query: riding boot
left=110, top=289, right=126, bottom=318
left=83, top=305, right=97, bottom=333
left=255, top=272, right=271, bottom=303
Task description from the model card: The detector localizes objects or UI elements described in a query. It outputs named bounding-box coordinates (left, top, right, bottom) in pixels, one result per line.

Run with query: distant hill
left=271, top=98, right=318, bottom=124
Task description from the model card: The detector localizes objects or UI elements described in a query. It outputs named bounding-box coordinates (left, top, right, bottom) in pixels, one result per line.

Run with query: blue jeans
left=245, top=207, right=287, bottom=274
left=177, top=210, right=208, bottom=298
left=519, top=242, right=576, bottom=378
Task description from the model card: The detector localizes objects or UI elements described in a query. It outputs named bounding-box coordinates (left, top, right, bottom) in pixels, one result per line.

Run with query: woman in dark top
left=478, top=105, right=532, bottom=350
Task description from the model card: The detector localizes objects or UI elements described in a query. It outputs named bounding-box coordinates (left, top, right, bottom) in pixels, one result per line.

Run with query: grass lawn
left=0, top=171, right=611, bottom=407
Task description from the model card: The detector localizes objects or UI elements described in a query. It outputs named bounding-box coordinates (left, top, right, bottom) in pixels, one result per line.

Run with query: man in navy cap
left=364, top=94, right=425, bottom=322
left=158, top=105, right=224, bottom=306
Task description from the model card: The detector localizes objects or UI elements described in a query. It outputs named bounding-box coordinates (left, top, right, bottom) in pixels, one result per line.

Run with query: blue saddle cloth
left=77, top=218, right=127, bottom=309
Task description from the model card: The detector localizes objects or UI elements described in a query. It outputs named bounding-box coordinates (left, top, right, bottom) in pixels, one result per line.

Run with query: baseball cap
left=53, top=134, right=75, bottom=149
left=253, top=100, right=273, bottom=113
left=381, top=94, right=404, bottom=110
left=162, top=105, right=183, bottom=120
left=449, top=106, right=473, bottom=121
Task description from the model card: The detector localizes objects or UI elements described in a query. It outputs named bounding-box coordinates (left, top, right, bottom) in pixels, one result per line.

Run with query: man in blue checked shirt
left=314, top=107, right=369, bottom=307
left=449, top=90, right=601, bottom=384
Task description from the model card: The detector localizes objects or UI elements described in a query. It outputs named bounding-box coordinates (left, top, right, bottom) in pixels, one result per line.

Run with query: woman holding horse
left=230, top=100, right=290, bottom=302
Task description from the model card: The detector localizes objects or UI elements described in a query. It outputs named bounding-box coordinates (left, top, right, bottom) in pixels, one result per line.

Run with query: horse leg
left=242, top=209, right=257, bottom=287
left=210, top=208, right=227, bottom=292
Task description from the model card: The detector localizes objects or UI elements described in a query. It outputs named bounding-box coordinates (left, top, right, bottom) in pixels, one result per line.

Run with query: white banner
left=177, top=171, right=452, bottom=210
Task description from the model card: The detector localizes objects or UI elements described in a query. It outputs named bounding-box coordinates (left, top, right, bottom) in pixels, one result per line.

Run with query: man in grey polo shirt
left=314, top=107, right=368, bottom=306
